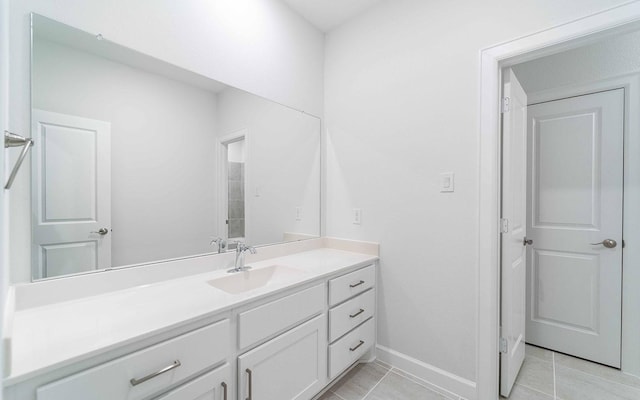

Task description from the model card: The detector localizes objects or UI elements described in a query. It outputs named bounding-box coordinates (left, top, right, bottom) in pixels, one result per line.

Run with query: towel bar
left=4, top=130, right=34, bottom=189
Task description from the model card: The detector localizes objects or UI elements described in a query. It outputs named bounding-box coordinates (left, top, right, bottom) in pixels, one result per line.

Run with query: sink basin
left=207, top=265, right=306, bottom=294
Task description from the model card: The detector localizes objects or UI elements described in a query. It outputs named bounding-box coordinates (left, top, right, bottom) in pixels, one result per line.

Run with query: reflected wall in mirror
left=30, top=14, right=321, bottom=281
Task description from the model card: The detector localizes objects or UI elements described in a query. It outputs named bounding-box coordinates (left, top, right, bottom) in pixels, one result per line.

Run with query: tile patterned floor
left=317, top=360, right=462, bottom=400
left=502, top=344, right=640, bottom=400
left=318, top=345, right=640, bottom=400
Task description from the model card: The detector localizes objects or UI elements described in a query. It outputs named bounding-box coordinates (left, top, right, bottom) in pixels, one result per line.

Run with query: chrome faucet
left=210, top=237, right=227, bottom=254
left=229, top=242, right=257, bottom=273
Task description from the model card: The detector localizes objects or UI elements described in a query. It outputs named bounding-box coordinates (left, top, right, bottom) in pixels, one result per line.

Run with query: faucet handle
left=210, top=237, right=227, bottom=253
left=236, top=242, right=257, bottom=254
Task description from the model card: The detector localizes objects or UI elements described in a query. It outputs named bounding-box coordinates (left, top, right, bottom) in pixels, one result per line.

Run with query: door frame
left=477, top=3, right=640, bottom=399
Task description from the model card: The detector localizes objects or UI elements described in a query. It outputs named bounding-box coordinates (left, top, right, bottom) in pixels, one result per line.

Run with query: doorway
left=219, top=131, right=248, bottom=248
left=478, top=4, right=640, bottom=400
left=497, top=21, right=639, bottom=400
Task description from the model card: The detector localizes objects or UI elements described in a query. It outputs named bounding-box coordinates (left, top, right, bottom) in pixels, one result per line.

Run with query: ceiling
left=282, top=0, right=383, bottom=32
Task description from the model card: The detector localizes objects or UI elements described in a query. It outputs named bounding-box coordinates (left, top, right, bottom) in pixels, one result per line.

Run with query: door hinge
left=501, top=97, right=511, bottom=113
left=500, top=337, right=508, bottom=354
left=500, top=218, right=509, bottom=233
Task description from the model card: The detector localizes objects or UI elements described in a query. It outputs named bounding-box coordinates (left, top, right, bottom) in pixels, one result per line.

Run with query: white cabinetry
left=327, top=264, right=376, bottom=379
left=238, top=315, right=327, bottom=400
left=37, top=320, right=230, bottom=400
left=153, top=363, right=231, bottom=400
left=238, top=284, right=324, bottom=349
left=18, top=261, right=377, bottom=400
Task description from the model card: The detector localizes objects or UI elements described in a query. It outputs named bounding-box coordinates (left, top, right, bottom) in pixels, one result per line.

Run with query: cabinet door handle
left=349, top=280, right=365, bottom=288
left=349, top=309, right=365, bottom=318
left=246, top=368, right=253, bottom=400
left=130, top=360, right=181, bottom=386
left=350, top=340, right=365, bottom=352
left=221, top=382, right=228, bottom=400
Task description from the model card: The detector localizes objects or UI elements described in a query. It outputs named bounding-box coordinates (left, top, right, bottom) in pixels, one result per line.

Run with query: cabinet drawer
left=328, top=317, right=375, bottom=379
left=239, top=284, right=324, bottom=349
left=37, top=320, right=231, bottom=400
left=329, top=289, right=375, bottom=342
left=328, top=265, right=375, bottom=306
left=153, top=363, right=231, bottom=400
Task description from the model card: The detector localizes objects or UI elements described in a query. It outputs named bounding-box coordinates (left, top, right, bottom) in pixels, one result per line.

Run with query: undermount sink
left=206, top=265, right=306, bottom=294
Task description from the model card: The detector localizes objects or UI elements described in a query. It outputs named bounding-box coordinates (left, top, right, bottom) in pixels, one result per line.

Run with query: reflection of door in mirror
left=220, top=132, right=247, bottom=249
left=31, top=110, right=112, bottom=279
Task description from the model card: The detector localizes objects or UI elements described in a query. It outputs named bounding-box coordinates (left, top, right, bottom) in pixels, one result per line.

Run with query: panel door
left=32, top=109, right=111, bottom=279
left=238, top=315, right=326, bottom=400
left=526, top=89, right=624, bottom=367
left=500, top=68, right=528, bottom=397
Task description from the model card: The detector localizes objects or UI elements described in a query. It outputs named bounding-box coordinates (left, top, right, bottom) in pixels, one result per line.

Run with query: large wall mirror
left=29, top=14, right=321, bottom=281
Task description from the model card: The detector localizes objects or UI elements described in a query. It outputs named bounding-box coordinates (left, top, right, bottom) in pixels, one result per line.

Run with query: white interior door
left=500, top=68, right=528, bottom=397
left=32, top=109, right=111, bottom=279
left=526, top=89, right=624, bottom=368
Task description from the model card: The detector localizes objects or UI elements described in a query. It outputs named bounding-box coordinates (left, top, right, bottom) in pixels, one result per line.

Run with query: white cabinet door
left=32, top=109, right=111, bottom=279
left=500, top=68, right=528, bottom=397
left=238, top=315, right=326, bottom=400
left=153, top=364, right=231, bottom=400
left=526, top=89, right=624, bottom=367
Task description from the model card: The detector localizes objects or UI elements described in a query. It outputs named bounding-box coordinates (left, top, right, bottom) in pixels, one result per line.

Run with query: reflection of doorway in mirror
left=227, top=139, right=246, bottom=241
left=31, top=109, right=112, bottom=279
left=219, top=131, right=248, bottom=249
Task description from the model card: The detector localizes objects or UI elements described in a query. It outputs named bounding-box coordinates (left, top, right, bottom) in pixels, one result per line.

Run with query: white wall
left=1, top=0, right=9, bottom=393
left=10, top=0, right=324, bottom=116
left=216, top=87, right=321, bottom=245
left=31, top=39, right=219, bottom=272
left=7, top=0, right=324, bottom=283
left=514, top=29, right=640, bottom=93
left=324, top=0, right=632, bottom=388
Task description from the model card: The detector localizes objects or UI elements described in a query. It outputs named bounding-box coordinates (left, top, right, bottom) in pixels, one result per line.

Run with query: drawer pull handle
left=350, top=280, right=365, bottom=288
left=350, top=340, right=365, bottom=352
left=130, top=360, right=181, bottom=386
left=350, top=308, right=365, bottom=318
left=222, top=382, right=228, bottom=400
left=246, top=368, right=253, bottom=400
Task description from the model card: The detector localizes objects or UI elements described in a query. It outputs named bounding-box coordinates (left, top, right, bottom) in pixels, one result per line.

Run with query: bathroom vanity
left=3, top=13, right=378, bottom=400
left=2, top=239, right=378, bottom=400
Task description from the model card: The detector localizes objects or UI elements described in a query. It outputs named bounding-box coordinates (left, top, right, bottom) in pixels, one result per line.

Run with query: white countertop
left=5, top=247, right=377, bottom=386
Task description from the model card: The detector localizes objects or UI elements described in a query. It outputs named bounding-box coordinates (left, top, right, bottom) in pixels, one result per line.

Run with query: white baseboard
left=376, top=345, right=476, bottom=400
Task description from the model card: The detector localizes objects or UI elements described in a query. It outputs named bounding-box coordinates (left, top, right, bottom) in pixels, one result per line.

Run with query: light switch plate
left=295, top=207, right=302, bottom=221
left=440, top=172, right=455, bottom=192
left=352, top=208, right=362, bottom=225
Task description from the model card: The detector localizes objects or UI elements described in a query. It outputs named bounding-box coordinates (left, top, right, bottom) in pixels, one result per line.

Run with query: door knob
left=90, top=228, right=109, bottom=235
left=590, top=239, right=617, bottom=248
left=523, top=237, right=533, bottom=246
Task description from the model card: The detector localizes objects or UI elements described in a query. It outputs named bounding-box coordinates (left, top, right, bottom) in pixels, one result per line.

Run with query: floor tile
left=317, top=391, right=345, bottom=400
left=374, top=359, right=392, bottom=371
left=554, top=352, right=640, bottom=389
left=556, top=365, right=640, bottom=400
left=391, top=368, right=458, bottom=399
left=501, top=384, right=554, bottom=400
left=363, top=371, right=448, bottom=400
left=514, top=355, right=554, bottom=395
left=525, top=344, right=553, bottom=362
left=330, top=362, right=389, bottom=400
